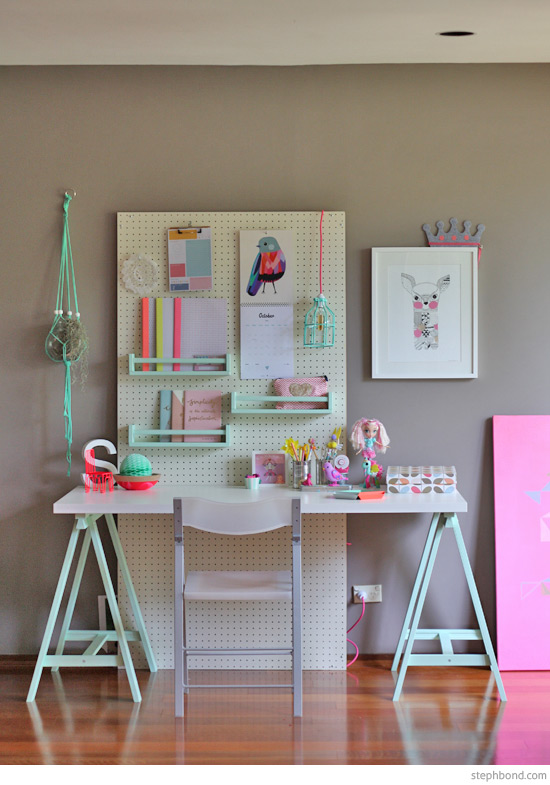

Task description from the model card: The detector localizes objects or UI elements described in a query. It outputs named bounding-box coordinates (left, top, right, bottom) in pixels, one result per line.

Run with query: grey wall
left=1, top=64, right=549, bottom=656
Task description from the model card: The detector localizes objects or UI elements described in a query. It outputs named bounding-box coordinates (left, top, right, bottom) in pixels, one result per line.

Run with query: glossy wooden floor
left=1, top=659, right=549, bottom=765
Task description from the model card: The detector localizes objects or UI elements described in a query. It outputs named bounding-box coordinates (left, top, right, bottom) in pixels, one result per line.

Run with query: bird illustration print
left=247, top=236, right=286, bottom=296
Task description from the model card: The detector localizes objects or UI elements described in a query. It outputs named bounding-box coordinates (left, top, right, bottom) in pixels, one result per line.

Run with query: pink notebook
left=183, top=390, right=222, bottom=443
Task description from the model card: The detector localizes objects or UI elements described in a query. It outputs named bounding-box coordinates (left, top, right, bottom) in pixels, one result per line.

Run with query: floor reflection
left=392, top=677, right=506, bottom=765
left=6, top=662, right=550, bottom=764
left=25, top=670, right=158, bottom=765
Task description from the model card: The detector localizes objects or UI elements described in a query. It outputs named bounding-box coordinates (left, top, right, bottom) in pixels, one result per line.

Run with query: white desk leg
left=104, top=513, right=157, bottom=673
left=392, top=515, right=446, bottom=701
left=392, top=512, right=441, bottom=672
left=27, top=521, right=82, bottom=702
left=88, top=518, right=141, bottom=702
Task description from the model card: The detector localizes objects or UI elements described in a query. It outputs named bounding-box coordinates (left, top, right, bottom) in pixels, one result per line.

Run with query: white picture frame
left=251, top=451, right=288, bottom=485
left=372, top=247, right=478, bottom=379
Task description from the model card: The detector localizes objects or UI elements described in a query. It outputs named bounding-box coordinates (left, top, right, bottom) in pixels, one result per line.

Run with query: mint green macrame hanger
left=45, top=190, right=88, bottom=476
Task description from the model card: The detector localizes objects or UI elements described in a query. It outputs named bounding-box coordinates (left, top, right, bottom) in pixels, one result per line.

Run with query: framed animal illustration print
left=371, top=247, right=478, bottom=379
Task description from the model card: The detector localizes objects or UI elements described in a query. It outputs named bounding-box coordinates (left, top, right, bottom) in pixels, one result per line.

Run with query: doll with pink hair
left=350, top=418, right=390, bottom=488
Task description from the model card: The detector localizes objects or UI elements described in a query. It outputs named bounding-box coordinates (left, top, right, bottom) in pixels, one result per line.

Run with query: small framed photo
left=372, top=247, right=478, bottom=379
left=251, top=451, right=288, bottom=485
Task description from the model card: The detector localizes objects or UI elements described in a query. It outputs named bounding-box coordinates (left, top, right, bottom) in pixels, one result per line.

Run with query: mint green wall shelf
left=231, top=392, right=333, bottom=415
left=129, top=354, right=232, bottom=376
left=129, top=424, right=231, bottom=447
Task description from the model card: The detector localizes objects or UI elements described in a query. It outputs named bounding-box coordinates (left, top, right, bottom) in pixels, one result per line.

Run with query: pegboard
left=117, top=212, right=347, bottom=669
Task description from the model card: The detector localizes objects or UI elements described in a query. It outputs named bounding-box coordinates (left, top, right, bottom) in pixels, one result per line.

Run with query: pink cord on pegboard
left=319, top=209, right=324, bottom=294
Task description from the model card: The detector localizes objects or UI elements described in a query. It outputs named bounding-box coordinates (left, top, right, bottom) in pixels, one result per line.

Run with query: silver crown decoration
left=422, top=217, right=485, bottom=245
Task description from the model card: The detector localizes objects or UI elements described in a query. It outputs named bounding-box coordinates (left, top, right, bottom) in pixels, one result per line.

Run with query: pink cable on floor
left=346, top=595, right=366, bottom=668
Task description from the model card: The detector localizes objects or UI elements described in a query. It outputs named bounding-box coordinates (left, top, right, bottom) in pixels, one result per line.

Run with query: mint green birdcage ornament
left=304, top=210, right=335, bottom=348
left=45, top=190, right=88, bottom=476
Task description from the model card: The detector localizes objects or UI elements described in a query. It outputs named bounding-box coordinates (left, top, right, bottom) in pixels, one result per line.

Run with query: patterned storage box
left=387, top=466, right=457, bottom=494
left=274, top=376, right=328, bottom=409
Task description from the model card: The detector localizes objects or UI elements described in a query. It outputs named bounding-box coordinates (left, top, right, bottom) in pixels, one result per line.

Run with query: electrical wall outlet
left=353, top=584, right=382, bottom=603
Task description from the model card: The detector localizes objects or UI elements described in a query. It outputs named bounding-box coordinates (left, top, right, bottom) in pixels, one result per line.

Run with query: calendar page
left=239, top=303, right=294, bottom=379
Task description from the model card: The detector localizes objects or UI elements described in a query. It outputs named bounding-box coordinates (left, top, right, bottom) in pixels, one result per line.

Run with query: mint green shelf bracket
left=129, top=424, right=231, bottom=447
left=129, top=353, right=232, bottom=376
left=230, top=392, right=333, bottom=415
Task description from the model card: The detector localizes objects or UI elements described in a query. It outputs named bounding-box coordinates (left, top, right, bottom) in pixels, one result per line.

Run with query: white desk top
left=54, top=485, right=467, bottom=516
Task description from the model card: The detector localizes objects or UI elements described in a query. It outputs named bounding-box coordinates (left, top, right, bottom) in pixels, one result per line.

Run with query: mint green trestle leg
left=392, top=512, right=446, bottom=701
left=392, top=512, right=506, bottom=702
left=87, top=518, right=141, bottom=702
left=27, top=513, right=156, bottom=703
left=104, top=513, right=157, bottom=674
left=448, top=514, right=507, bottom=702
left=26, top=521, right=83, bottom=702
left=51, top=526, right=93, bottom=672
left=391, top=512, right=441, bottom=673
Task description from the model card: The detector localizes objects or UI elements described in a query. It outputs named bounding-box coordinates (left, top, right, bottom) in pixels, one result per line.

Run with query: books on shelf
left=163, top=389, right=222, bottom=443
left=141, top=297, right=227, bottom=371
left=159, top=390, right=172, bottom=443
left=170, top=391, right=184, bottom=443
left=183, top=390, right=222, bottom=443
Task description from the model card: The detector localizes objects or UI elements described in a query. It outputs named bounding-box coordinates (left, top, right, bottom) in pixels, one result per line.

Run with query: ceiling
left=2, top=0, right=550, bottom=66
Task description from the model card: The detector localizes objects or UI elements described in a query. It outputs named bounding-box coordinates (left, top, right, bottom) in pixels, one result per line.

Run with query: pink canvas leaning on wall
left=494, top=415, right=550, bottom=670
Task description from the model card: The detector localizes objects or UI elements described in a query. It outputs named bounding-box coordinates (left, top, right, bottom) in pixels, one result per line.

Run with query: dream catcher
left=45, top=190, right=89, bottom=475
left=121, top=252, right=158, bottom=295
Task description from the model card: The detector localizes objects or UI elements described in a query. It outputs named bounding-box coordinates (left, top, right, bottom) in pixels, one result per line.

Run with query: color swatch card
left=239, top=230, right=294, bottom=304
left=240, top=303, right=294, bottom=379
left=168, top=227, right=212, bottom=292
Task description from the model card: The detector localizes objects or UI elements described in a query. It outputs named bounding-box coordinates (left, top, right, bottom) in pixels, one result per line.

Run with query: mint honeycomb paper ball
left=120, top=454, right=152, bottom=476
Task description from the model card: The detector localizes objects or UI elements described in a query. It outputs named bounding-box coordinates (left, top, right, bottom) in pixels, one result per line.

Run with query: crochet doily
left=121, top=253, right=158, bottom=295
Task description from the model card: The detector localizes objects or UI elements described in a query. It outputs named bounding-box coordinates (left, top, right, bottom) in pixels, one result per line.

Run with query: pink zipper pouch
left=274, top=376, right=328, bottom=409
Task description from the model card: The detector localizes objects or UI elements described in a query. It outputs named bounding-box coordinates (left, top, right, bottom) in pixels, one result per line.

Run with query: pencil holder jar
left=315, top=458, right=328, bottom=485
left=291, top=460, right=310, bottom=489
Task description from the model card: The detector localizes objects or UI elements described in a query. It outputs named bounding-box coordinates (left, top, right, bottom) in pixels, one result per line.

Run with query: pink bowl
left=114, top=474, right=160, bottom=491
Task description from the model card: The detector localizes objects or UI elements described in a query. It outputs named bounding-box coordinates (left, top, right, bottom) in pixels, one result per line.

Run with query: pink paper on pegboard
left=493, top=415, right=550, bottom=670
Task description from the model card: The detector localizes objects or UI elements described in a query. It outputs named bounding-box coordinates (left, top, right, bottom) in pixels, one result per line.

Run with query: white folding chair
left=173, top=496, right=302, bottom=717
